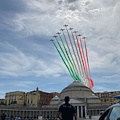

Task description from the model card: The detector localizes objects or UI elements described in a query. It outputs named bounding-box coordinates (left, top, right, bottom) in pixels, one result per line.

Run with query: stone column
left=33, top=111, right=34, bottom=119
left=48, top=111, right=51, bottom=118
left=23, top=111, right=24, bottom=119
left=77, top=106, right=79, bottom=118
left=81, top=106, right=83, bottom=118
left=9, top=110, right=11, bottom=117
left=85, top=106, right=87, bottom=118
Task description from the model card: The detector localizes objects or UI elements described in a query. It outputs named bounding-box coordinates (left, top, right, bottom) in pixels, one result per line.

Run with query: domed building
left=42, top=80, right=102, bottom=119
left=50, top=95, right=60, bottom=105
left=0, top=81, right=106, bottom=120
left=61, top=80, right=94, bottom=100
left=59, top=80, right=101, bottom=118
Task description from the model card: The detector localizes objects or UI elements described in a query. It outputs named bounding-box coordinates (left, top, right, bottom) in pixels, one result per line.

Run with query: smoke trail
left=84, top=39, right=94, bottom=88
left=71, top=31, right=84, bottom=77
left=65, top=27, right=82, bottom=76
left=58, top=35, right=82, bottom=82
left=84, top=39, right=91, bottom=78
left=52, top=41, right=76, bottom=80
left=75, top=34, right=87, bottom=85
left=61, top=29, right=82, bottom=83
left=80, top=38, right=88, bottom=78
left=55, top=38, right=77, bottom=80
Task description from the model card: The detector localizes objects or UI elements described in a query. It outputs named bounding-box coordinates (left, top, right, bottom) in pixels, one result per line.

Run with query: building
left=51, top=92, right=60, bottom=98
left=44, top=80, right=104, bottom=119
left=95, top=91, right=120, bottom=105
left=26, top=87, right=60, bottom=107
left=0, top=81, right=111, bottom=120
left=5, top=91, right=26, bottom=105
left=4, top=87, right=60, bottom=107
left=0, top=99, right=5, bottom=105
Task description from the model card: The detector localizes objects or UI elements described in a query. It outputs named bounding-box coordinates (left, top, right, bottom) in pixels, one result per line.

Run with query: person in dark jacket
left=56, top=96, right=77, bottom=120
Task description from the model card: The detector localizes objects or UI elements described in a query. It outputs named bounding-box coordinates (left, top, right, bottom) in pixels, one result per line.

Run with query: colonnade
left=0, top=109, right=57, bottom=119
left=75, top=105, right=87, bottom=118
left=0, top=105, right=101, bottom=119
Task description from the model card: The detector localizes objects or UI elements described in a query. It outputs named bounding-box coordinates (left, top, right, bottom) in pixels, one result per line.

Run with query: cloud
left=0, top=0, right=27, bottom=13
left=0, top=42, right=67, bottom=77
left=0, top=0, right=120, bottom=97
left=11, top=81, right=35, bottom=87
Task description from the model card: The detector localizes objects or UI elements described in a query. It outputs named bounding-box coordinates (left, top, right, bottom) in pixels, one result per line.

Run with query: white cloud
left=0, top=0, right=120, bottom=95
left=0, top=42, right=67, bottom=77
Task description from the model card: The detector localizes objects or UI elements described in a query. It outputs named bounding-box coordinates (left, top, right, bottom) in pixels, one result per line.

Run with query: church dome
left=50, top=95, right=60, bottom=105
left=51, top=95, right=60, bottom=101
left=60, top=80, right=94, bottom=100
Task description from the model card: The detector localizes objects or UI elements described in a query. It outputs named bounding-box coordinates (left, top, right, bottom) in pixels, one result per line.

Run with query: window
left=109, top=107, right=120, bottom=120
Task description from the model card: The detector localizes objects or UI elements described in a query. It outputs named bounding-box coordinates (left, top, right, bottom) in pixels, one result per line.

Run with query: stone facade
left=5, top=91, right=26, bottom=105
left=60, top=81, right=94, bottom=100
left=0, top=81, right=109, bottom=120
left=95, top=91, right=120, bottom=105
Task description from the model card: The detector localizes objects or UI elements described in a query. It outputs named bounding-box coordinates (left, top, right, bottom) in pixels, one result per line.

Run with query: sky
left=0, top=0, right=120, bottom=99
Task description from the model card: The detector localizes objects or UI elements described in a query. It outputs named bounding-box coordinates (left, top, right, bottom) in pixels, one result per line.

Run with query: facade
left=0, top=99, right=4, bottom=105
left=4, top=88, right=60, bottom=107
left=26, top=87, right=60, bottom=107
left=26, top=87, right=40, bottom=107
left=5, top=91, right=26, bottom=105
left=0, top=81, right=113, bottom=120
left=0, top=105, right=57, bottom=119
left=95, top=91, right=120, bottom=105
left=59, top=80, right=103, bottom=118
left=50, top=92, right=60, bottom=98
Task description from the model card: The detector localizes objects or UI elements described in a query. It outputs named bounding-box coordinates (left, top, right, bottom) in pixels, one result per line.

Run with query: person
left=56, top=96, right=77, bottom=120
left=1, top=112, right=6, bottom=120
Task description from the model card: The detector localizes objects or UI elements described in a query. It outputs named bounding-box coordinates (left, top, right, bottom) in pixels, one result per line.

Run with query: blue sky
left=0, top=0, right=120, bottom=98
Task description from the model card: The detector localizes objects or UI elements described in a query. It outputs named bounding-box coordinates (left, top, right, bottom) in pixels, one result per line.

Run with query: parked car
left=99, top=102, right=120, bottom=120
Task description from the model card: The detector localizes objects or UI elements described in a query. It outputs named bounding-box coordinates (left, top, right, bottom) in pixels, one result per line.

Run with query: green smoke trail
left=61, top=31, right=83, bottom=83
left=59, top=35, right=82, bottom=83
left=52, top=42, right=76, bottom=80
left=55, top=38, right=77, bottom=80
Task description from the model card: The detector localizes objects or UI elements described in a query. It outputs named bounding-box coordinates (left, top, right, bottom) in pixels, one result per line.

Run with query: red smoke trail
left=87, top=77, right=94, bottom=89
left=84, top=39, right=94, bottom=88
left=79, top=38, right=88, bottom=78
left=75, top=35, right=86, bottom=77
left=84, top=39, right=91, bottom=78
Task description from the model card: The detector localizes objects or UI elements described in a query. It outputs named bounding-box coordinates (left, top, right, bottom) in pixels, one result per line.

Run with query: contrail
left=84, top=38, right=91, bottom=79
left=51, top=25, right=94, bottom=89
left=64, top=25, right=83, bottom=80
left=57, top=33, right=81, bottom=82
left=75, top=34, right=87, bottom=85
left=52, top=40, right=76, bottom=80
left=55, top=37, right=77, bottom=80
left=69, top=29, right=84, bottom=79
left=60, top=28, right=82, bottom=83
